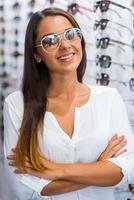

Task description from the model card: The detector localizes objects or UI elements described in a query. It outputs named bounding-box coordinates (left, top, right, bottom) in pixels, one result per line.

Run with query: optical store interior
left=0, top=0, right=134, bottom=200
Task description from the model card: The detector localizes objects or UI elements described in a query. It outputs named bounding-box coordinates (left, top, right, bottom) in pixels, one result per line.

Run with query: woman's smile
left=57, top=52, right=75, bottom=63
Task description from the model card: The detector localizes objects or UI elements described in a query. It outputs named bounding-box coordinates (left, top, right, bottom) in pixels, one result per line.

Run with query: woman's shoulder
left=5, top=90, right=23, bottom=104
left=4, top=91, right=24, bottom=115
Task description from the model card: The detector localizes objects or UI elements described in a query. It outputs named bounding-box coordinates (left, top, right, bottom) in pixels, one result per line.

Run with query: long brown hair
left=16, top=7, right=87, bottom=170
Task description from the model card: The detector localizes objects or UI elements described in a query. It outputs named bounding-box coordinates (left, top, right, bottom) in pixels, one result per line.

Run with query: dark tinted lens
left=65, top=28, right=82, bottom=41
left=94, top=21, right=99, bottom=30
left=100, top=73, right=110, bottom=85
left=96, top=38, right=107, bottom=48
left=67, top=3, right=79, bottom=15
left=94, top=1, right=100, bottom=11
left=101, top=37, right=110, bottom=49
left=75, top=28, right=82, bottom=39
left=100, top=21, right=107, bottom=30
left=132, top=37, right=134, bottom=52
left=42, top=35, right=59, bottom=52
left=100, top=55, right=111, bottom=68
left=129, top=78, right=134, bottom=91
left=100, top=1, right=110, bottom=12
left=96, top=73, right=110, bottom=85
left=65, top=29, right=75, bottom=40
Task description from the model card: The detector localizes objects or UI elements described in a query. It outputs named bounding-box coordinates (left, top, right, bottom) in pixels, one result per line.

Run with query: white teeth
left=59, top=53, right=74, bottom=61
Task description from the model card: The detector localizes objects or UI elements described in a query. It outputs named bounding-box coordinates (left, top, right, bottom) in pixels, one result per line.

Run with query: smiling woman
left=3, top=7, right=134, bottom=200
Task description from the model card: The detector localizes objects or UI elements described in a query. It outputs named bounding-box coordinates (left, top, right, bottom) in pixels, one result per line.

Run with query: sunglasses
left=94, top=19, right=122, bottom=37
left=13, top=15, right=21, bottom=22
left=0, top=5, right=4, bottom=11
left=0, top=49, right=5, bottom=56
left=28, top=0, right=36, bottom=7
left=47, top=0, right=55, bottom=4
left=12, top=2, right=21, bottom=9
left=67, top=3, right=94, bottom=16
left=11, top=51, right=23, bottom=58
left=96, top=37, right=131, bottom=52
left=97, top=18, right=133, bottom=35
left=94, top=1, right=133, bottom=17
left=88, top=72, right=127, bottom=86
left=94, top=1, right=120, bottom=18
left=129, top=184, right=134, bottom=192
left=96, top=72, right=110, bottom=86
left=96, top=55, right=132, bottom=70
left=35, top=27, right=82, bottom=53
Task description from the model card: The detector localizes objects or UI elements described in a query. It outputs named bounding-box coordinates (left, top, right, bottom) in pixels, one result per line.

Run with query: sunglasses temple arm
left=111, top=39, right=132, bottom=48
left=110, top=20, right=133, bottom=35
left=111, top=78, right=127, bottom=86
left=113, top=62, right=133, bottom=69
left=108, top=26, right=122, bottom=37
left=109, top=8, right=122, bottom=18
left=111, top=1, right=133, bottom=13
left=112, top=62, right=126, bottom=70
left=108, top=42, right=125, bottom=53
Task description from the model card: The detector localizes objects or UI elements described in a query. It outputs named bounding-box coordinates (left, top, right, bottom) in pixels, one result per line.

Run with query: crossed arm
left=8, top=134, right=126, bottom=196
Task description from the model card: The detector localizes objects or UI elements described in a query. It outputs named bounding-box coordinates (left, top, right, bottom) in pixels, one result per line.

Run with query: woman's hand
left=98, top=134, right=127, bottom=161
left=7, top=148, right=60, bottom=180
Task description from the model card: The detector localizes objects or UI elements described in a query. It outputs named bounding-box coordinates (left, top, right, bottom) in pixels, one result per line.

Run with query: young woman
left=4, top=7, right=134, bottom=200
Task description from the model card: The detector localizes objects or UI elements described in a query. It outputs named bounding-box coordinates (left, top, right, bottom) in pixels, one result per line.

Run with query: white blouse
left=3, top=84, right=134, bottom=200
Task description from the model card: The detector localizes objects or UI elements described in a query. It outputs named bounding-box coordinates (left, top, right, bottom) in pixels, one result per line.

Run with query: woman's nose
left=59, top=37, right=71, bottom=50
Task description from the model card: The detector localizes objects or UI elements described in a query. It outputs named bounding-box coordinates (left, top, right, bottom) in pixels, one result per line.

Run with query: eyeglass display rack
left=92, top=0, right=134, bottom=133
left=0, top=0, right=134, bottom=199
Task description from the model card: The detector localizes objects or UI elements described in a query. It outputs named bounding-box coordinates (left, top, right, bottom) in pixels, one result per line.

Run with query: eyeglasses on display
left=96, top=18, right=133, bottom=36
left=88, top=72, right=128, bottom=86
left=96, top=37, right=131, bottom=52
left=94, top=1, right=121, bottom=18
left=12, top=2, right=21, bottom=10
left=96, top=72, right=110, bottom=85
left=35, top=27, right=82, bottom=53
left=94, top=19, right=122, bottom=37
left=94, top=1, right=133, bottom=17
left=28, top=0, right=36, bottom=7
left=96, top=55, right=132, bottom=70
left=67, top=3, right=94, bottom=16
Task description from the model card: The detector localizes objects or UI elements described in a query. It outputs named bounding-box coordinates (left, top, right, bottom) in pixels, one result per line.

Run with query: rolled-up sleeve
left=106, top=89, right=134, bottom=183
left=3, top=96, right=52, bottom=198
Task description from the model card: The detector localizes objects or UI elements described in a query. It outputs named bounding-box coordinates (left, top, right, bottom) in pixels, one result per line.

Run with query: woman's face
left=34, top=15, right=83, bottom=74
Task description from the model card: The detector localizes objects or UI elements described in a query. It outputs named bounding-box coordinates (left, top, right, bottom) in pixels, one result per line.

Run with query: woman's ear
left=34, top=53, right=42, bottom=63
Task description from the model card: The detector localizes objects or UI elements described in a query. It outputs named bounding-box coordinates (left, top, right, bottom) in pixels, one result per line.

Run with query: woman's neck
left=47, top=72, right=81, bottom=100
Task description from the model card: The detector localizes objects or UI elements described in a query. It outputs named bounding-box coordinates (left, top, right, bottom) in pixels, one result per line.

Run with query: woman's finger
left=114, top=149, right=127, bottom=157
left=106, top=135, right=125, bottom=153
left=9, top=160, right=32, bottom=168
left=108, top=135, right=125, bottom=148
left=11, top=148, right=17, bottom=153
left=105, top=139, right=127, bottom=158
left=98, top=135, right=127, bottom=160
left=7, top=154, right=16, bottom=160
left=14, top=168, right=28, bottom=174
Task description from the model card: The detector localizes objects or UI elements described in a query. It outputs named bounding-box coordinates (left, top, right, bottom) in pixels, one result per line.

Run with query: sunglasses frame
left=96, top=55, right=131, bottom=70
left=94, top=0, right=133, bottom=16
left=96, top=37, right=131, bottom=52
left=94, top=1, right=121, bottom=18
left=35, top=27, right=82, bottom=54
left=94, top=19, right=122, bottom=37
